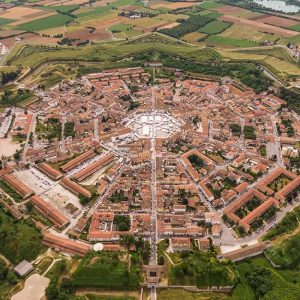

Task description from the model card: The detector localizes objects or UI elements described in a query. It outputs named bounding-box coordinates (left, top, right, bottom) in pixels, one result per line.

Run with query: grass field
left=198, top=20, right=231, bottom=34
left=43, top=4, right=80, bottom=13
left=234, top=256, right=300, bottom=300
left=206, top=35, right=259, bottom=47
left=0, top=209, right=44, bottom=264
left=6, top=33, right=219, bottom=68
left=72, top=252, right=140, bottom=289
left=157, top=289, right=228, bottom=300
left=16, top=13, right=74, bottom=31
left=108, top=24, right=141, bottom=39
left=237, top=47, right=295, bottom=64
left=86, top=295, right=135, bottom=300
left=0, top=17, right=15, bottom=26
left=219, top=24, right=279, bottom=42
left=198, top=1, right=224, bottom=10
left=290, top=24, right=300, bottom=32
left=182, top=31, right=207, bottom=43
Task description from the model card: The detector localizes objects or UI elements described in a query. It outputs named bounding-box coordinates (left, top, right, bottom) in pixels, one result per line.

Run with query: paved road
left=150, top=86, right=158, bottom=300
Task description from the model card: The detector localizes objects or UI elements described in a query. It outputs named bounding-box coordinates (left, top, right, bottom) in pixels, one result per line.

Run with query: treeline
left=0, top=89, right=32, bottom=106
left=0, top=71, right=18, bottom=85
left=160, top=15, right=213, bottom=38
left=278, top=87, right=300, bottom=114
left=263, top=206, right=300, bottom=240
left=219, top=0, right=298, bottom=14
left=159, top=53, right=272, bottom=92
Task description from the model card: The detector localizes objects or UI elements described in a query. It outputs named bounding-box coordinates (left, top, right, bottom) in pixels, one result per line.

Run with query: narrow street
left=271, top=114, right=283, bottom=166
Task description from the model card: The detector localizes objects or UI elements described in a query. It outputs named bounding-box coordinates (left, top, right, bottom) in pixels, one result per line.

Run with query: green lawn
left=206, top=35, right=259, bottom=47
left=198, top=20, right=231, bottom=34
left=16, top=13, right=74, bottom=31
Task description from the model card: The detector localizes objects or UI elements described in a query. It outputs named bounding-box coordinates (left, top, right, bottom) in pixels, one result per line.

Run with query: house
left=170, top=237, right=191, bottom=252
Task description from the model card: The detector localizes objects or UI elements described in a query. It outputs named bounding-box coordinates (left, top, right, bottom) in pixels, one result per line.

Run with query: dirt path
left=76, top=290, right=140, bottom=299
left=0, top=253, right=12, bottom=267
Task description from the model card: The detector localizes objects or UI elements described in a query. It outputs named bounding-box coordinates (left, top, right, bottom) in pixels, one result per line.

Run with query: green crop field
left=0, top=17, right=15, bottom=26
left=206, top=35, right=259, bottom=47
left=16, top=13, right=74, bottom=31
left=198, top=1, right=224, bottom=10
left=204, top=12, right=223, bottom=19
left=290, top=24, right=300, bottom=32
left=44, top=4, right=80, bottom=13
left=198, top=20, right=232, bottom=34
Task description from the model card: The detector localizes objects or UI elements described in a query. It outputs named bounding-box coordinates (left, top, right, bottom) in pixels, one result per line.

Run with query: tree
left=79, top=194, right=90, bottom=205
left=45, top=282, right=59, bottom=300
left=60, top=278, right=75, bottom=295
left=158, top=256, right=164, bottom=265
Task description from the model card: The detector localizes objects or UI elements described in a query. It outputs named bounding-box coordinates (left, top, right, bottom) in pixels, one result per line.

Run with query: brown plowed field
left=215, top=5, right=249, bottom=14
left=250, top=14, right=299, bottom=28
left=220, top=14, right=299, bottom=36
left=66, top=28, right=111, bottom=42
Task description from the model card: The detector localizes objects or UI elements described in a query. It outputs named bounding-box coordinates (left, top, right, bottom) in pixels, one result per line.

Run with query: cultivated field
left=250, top=14, right=299, bottom=28
left=221, top=14, right=299, bottom=37
left=150, top=1, right=197, bottom=10
left=182, top=31, right=206, bottom=44
left=198, top=20, right=231, bottom=34
left=219, top=24, right=280, bottom=42
left=215, top=5, right=263, bottom=19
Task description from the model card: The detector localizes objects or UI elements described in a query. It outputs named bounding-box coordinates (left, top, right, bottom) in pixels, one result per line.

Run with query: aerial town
left=0, top=63, right=300, bottom=299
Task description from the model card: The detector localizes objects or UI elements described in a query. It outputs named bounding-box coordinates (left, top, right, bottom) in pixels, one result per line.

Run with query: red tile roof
left=60, top=177, right=91, bottom=198
left=37, top=162, right=63, bottom=180
left=43, top=233, right=90, bottom=257
left=31, top=195, right=69, bottom=228
left=61, top=150, right=96, bottom=172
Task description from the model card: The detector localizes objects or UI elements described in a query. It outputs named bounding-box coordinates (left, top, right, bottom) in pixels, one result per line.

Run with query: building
left=61, top=150, right=96, bottom=172
left=221, top=243, right=266, bottom=262
left=14, top=260, right=33, bottom=277
left=37, top=162, right=63, bottom=180
left=43, top=233, right=90, bottom=257
left=31, top=195, right=69, bottom=228
left=170, top=237, right=191, bottom=252
left=60, top=177, right=91, bottom=198
left=2, top=174, right=34, bottom=199
left=72, top=153, right=114, bottom=182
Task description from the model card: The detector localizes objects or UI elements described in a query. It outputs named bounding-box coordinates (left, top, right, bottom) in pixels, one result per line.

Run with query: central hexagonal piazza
left=125, top=110, right=182, bottom=139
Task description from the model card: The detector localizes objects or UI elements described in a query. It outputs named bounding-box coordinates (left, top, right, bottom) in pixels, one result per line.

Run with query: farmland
left=0, top=0, right=298, bottom=88
left=206, top=35, right=259, bottom=47
left=198, top=20, right=232, bottom=34
left=16, top=13, right=74, bottom=31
